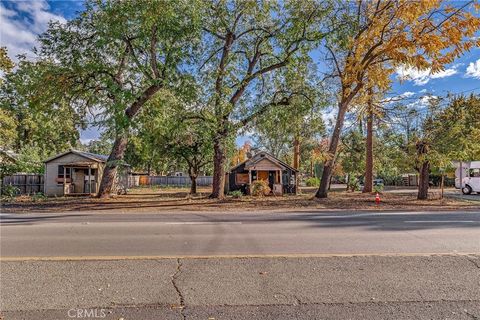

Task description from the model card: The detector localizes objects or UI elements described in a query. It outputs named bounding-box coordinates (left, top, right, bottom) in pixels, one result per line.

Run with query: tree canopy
left=1, top=0, right=479, bottom=201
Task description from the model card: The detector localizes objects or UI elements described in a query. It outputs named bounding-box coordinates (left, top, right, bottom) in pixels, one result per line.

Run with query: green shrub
left=228, top=190, right=243, bottom=198
left=251, top=180, right=271, bottom=196
left=2, top=185, right=19, bottom=198
left=305, top=177, right=320, bottom=187
left=31, top=192, right=48, bottom=202
left=373, top=184, right=384, bottom=193
left=347, top=178, right=360, bottom=192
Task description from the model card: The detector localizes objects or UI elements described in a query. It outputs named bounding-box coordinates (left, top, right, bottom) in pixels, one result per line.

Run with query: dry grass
left=1, top=186, right=478, bottom=214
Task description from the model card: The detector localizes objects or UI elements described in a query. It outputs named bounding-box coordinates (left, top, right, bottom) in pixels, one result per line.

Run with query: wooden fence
left=2, top=174, right=44, bottom=195
left=1, top=174, right=142, bottom=196
left=144, top=176, right=213, bottom=187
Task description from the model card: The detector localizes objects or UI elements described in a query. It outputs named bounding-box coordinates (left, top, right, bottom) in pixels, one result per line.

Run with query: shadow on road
left=1, top=210, right=479, bottom=231
left=0, top=214, right=88, bottom=225
left=266, top=211, right=480, bottom=231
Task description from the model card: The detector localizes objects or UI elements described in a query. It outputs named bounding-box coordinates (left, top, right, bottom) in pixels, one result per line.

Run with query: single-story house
left=44, top=150, right=130, bottom=196
left=226, top=151, right=298, bottom=195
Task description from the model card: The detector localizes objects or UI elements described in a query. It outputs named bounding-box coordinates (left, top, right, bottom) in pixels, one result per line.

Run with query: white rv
left=455, top=161, right=480, bottom=195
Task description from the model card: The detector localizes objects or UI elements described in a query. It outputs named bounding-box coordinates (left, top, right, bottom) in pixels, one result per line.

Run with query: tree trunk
left=210, top=137, right=226, bottom=199
left=310, top=158, right=314, bottom=177
left=417, top=160, right=430, bottom=200
left=440, top=173, right=445, bottom=199
left=363, top=111, right=374, bottom=193
left=316, top=101, right=348, bottom=198
left=190, top=175, right=197, bottom=195
left=97, top=135, right=128, bottom=198
left=416, top=140, right=430, bottom=200
left=293, top=137, right=300, bottom=169
left=293, top=136, right=300, bottom=194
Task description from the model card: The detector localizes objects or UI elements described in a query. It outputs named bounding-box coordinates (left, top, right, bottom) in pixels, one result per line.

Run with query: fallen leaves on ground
left=1, top=187, right=478, bottom=213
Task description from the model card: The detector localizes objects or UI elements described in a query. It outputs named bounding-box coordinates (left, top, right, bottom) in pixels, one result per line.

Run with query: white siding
left=44, top=153, right=102, bottom=196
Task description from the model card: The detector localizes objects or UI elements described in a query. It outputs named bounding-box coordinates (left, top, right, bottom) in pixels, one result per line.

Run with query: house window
left=57, top=165, right=71, bottom=179
left=236, top=173, right=249, bottom=185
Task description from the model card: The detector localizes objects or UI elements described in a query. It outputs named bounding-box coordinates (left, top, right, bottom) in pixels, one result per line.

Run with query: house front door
left=84, top=169, right=96, bottom=193
left=257, top=171, right=269, bottom=181
left=73, top=169, right=84, bottom=193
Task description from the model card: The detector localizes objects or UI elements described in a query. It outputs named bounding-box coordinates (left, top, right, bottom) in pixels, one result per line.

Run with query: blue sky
left=1, top=0, right=480, bottom=145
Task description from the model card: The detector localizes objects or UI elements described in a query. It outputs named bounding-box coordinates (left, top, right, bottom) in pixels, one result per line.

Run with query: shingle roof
left=44, top=149, right=109, bottom=163
left=75, top=151, right=109, bottom=162
left=229, top=151, right=298, bottom=172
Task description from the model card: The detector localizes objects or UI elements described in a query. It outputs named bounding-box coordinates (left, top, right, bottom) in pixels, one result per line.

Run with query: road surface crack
left=465, top=310, right=480, bottom=320
left=291, top=294, right=304, bottom=306
left=171, top=258, right=186, bottom=320
left=465, top=255, right=480, bottom=269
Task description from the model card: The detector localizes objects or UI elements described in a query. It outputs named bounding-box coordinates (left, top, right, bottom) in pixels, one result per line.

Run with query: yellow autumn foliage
left=337, top=0, right=480, bottom=106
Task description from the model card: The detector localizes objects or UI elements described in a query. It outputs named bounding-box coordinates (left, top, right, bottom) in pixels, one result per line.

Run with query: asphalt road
left=1, top=210, right=480, bottom=257
left=1, top=209, right=480, bottom=319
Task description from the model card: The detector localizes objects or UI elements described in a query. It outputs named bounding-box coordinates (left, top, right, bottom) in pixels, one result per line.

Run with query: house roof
left=44, top=149, right=109, bottom=163
left=230, top=151, right=298, bottom=172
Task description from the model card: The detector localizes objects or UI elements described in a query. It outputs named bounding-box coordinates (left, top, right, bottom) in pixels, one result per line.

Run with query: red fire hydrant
left=375, top=192, right=381, bottom=204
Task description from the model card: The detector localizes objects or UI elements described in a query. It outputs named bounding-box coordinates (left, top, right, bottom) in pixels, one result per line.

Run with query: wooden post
left=88, top=165, right=92, bottom=195
left=63, top=166, right=66, bottom=196
left=459, top=161, right=463, bottom=189
left=441, top=173, right=445, bottom=199
left=248, top=169, right=252, bottom=184
left=279, top=170, right=283, bottom=195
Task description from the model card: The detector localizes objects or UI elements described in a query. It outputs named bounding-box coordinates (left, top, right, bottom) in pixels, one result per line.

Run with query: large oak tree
left=36, top=0, right=201, bottom=197
left=316, top=0, right=480, bottom=198
left=199, top=0, right=330, bottom=199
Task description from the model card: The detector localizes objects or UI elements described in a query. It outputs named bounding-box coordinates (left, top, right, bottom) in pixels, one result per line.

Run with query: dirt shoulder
left=1, top=186, right=479, bottom=214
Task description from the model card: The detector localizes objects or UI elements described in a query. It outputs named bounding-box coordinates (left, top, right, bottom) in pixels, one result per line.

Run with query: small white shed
left=44, top=150, right=129, bottom=196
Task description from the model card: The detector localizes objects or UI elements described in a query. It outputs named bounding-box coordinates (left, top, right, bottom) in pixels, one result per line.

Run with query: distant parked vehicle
left=455, top=161, right=480, bottom=195
left=360, top=178, right=384, bottom=191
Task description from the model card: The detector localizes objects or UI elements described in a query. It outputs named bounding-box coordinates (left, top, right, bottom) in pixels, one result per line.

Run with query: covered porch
left=227, top=151, right=298, bottom=196
left=246, top=169, right=284, bottom=195
left=60, top=161, right=100, bottom=196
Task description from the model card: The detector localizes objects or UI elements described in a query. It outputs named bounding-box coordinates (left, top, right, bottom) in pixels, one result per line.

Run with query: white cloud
left=0, top=1, right=66, bottom=61
left=465, top=59, right=480, bottom=79
left=381, top=91, right=415, bottom=105
left=400, top=91, right=414, bottom=98
left=402, top=95, right=439, bottom=113
left=321, top=107, right=337, bottom=125
left=396, top=65, right=458, bottom=86
left=418, top=95, right=438, bottom=106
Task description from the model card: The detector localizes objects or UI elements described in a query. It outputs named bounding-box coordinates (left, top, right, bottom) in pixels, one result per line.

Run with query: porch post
left=248, top=169, right=252, bottom=184
left=63, top=166, right=66, bottom=196
left=279, top=170, right=282, bottom=184
left=88, top=165, right=92, bottom=195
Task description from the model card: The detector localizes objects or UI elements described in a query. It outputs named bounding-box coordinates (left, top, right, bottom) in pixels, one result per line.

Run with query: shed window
left=57, top=165, right=71, bottom=179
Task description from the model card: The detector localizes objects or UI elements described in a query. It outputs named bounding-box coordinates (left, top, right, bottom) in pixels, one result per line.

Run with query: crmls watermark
left=67, top=308, right=108, bottom=318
